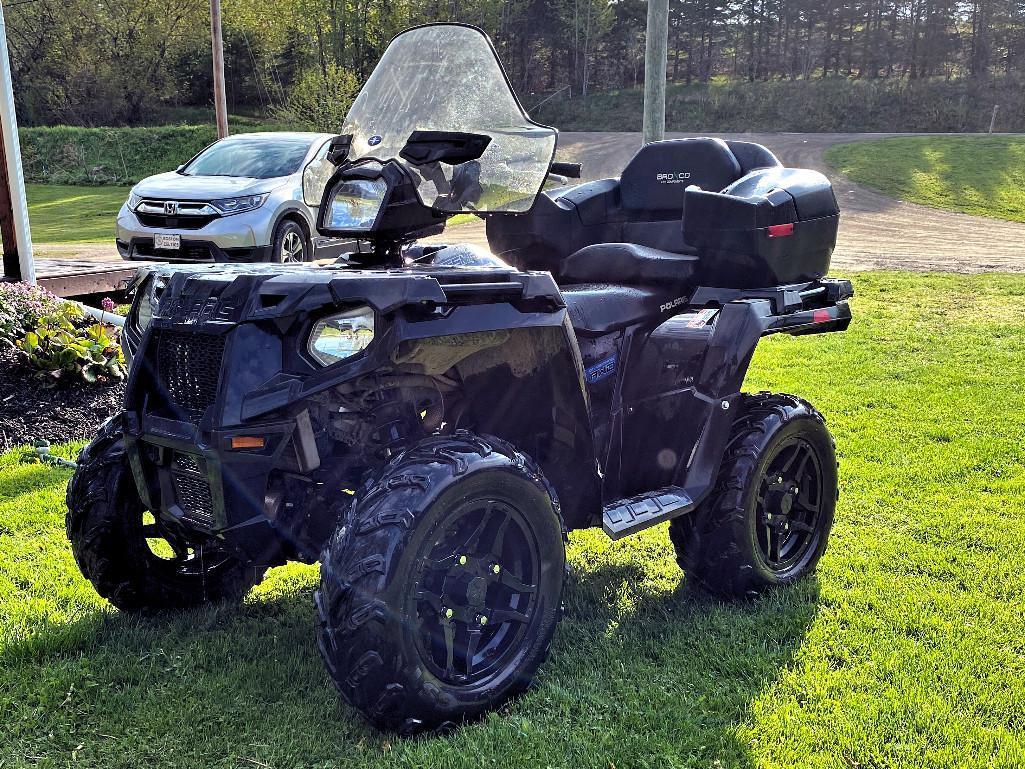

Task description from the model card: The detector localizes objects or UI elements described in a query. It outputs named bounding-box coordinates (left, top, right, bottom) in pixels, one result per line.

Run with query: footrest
left=602, top=487, right=695, bottom=540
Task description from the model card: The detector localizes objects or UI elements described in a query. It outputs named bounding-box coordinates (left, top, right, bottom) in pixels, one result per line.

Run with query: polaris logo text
left=656, top=172, right=692, bottom=183
left=660, top=296, right=687, bottom=312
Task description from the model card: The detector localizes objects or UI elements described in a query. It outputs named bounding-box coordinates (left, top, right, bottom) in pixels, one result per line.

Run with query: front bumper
left=117, top=237, right=272, bottom=263
left=124, top=409, right=305, bottom=562
left=116, top=204, right=273, bottom=262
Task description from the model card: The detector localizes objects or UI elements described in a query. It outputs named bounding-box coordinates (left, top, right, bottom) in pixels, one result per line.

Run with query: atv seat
left=559, top=243, right=699, bottom=334
left=559, top=242, right=699, bottom=285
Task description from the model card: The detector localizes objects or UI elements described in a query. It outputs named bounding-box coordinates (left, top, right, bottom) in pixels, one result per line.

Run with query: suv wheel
left=273, top=219, right=309, bottom=263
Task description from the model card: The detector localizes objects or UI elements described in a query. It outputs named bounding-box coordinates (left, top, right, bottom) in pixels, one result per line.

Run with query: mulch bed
left=0, top=346, right=125, bottom=453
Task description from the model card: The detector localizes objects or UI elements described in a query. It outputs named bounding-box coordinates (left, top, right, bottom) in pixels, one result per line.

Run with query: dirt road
left=547, top=132, right=1025, bottom=273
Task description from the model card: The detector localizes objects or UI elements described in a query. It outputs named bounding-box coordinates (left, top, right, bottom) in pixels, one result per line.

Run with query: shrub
left=271, top=63, right=359, bottom=132
left=16, top=313, right=125, bottom=385
left=0, top=282, right=63, bottom=346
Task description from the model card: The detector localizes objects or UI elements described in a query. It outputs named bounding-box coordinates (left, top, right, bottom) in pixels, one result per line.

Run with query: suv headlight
left=127, top=191, right=142, bottom=210
left=210, top=194, right=267, bottom=215
left=308, top=307, right=375, bottom=366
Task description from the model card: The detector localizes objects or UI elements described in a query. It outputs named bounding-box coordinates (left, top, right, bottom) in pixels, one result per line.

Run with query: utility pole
left=0, top=3, right=34, bottom=284
left=210, top=0, right=229, bottom=139
left=642, top=0, right=670, bottom=145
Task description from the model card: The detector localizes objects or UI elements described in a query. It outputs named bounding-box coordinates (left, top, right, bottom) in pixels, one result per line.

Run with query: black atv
left=66, top=23, right=853, bottom=735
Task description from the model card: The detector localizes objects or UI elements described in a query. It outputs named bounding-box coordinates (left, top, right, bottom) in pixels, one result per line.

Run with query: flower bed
left=0, top=283, right=125, bottom=451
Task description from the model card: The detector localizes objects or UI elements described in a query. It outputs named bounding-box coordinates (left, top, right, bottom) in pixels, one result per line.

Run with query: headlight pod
left=210, top=193, right=267, bottom=216
left=325, top=178, right=387, bottom=231
left=308, top=307, right=375, bottom=366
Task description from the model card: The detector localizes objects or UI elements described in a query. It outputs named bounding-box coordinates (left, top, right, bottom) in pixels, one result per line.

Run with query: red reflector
left=813, top=310, right=832, bottom=324
left=767, top=223, right=795, bottom=238
left=231, top=436, right=266, bottom=450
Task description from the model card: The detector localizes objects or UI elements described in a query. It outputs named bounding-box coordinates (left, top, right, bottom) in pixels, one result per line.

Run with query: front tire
left=316, top=432, right=565, bottom=735
left=66, top=418, right=264, bottom=612
left=669, top=393, right=837, bottom=599
left=272, top=218, right=309, bottom=263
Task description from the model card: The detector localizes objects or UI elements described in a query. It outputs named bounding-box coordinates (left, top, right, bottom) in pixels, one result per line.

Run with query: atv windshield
left=341, top=24, right=557, bottom=214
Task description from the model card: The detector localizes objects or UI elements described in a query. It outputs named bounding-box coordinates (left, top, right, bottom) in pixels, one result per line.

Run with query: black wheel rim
left=410, top=497, right=542, bottom=686
left=754, top=437, right=825, bottom=574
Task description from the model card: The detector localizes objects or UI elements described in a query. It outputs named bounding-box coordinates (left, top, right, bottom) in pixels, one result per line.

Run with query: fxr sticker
left=686, top=308, right=719, bottom=327
left=585, top=354, right=617, bottom=384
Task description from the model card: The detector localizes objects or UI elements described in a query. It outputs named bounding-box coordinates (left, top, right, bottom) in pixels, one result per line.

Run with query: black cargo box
left=683, top=167, right=839, bottom=288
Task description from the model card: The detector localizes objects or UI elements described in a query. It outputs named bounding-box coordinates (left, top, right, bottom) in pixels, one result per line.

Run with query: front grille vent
left=170, top=452, right=216, bottom=527
left=156, top=331, right=226, bottom=421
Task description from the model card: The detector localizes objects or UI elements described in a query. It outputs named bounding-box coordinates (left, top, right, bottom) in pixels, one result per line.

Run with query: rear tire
left=272, top=218, right=309, bottom=263
left=316, top=432, right=565, bottom=735
left=669, top=393, right=837, bottom=599
left=66, top=418, right=264, bottom=612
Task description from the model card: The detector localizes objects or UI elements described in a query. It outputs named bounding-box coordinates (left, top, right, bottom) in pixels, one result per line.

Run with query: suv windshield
left=183, top=136, right=313, bottom=179
left=342, top=24, right=557, bottom=213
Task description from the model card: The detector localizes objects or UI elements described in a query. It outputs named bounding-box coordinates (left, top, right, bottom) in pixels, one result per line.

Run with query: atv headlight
left=210, top=194, right=267, bottom=215
left=308, top=307, right=375, bottom=366
left=324, top=178, right=387, bottom=231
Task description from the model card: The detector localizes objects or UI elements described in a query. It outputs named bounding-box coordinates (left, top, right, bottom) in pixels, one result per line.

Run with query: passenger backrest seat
left=485, top=137, right=782, bottom=276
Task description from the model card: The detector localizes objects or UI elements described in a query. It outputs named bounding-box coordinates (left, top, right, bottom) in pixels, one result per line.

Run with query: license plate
left=154, top=233, right=180, bottom=250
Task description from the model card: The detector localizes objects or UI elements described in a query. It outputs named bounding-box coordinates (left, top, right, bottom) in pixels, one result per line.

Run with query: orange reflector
left=767, top=223, right=795, bottom=238
left=231, top=436, right=266, bottom=450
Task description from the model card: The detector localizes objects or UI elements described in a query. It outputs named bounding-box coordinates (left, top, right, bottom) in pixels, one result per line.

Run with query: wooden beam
left=0, top=3, right=34, bottom=283
left=642, top=0, right=670, bottom=145
left=210, top=0, right=229, bottom=139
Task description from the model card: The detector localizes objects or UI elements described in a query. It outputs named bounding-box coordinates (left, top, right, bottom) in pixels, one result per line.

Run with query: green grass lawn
left=25, top=183, right=129, bottom=244
left=2, top=272, right=1025, bottom=767
left=826, top=135, right=1025, bottom=222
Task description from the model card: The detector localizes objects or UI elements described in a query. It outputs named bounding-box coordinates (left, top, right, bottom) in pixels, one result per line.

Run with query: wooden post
left=210, top=0, right=229, bottom=139
left=0, top=3, right=33, bottom=284
left=989, top=104, right=999, bottom=134
left=642, top=0, right=670, bottom=145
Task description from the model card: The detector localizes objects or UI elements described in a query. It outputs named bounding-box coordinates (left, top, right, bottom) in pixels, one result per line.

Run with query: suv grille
left=170, top=452, right=216, bottom=527
left=156, top=331, right=226, bottom=421
left=137, top=213, right=217, bottom=230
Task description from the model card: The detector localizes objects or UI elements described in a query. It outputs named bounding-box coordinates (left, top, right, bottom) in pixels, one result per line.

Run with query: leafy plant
left=16, top=314, right=125, bottom=385
left=0, top=282, right=63, bottom=346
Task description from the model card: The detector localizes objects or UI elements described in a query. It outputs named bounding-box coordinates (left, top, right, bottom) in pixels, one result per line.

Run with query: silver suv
left=117, top=132, right=346, bottom=263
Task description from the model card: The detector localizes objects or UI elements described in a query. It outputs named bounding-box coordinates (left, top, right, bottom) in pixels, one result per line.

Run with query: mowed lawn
left=24, top=184, right=129, bottom=243
left=2, top=272, right=1025, bottom=768
left=826, top=135, right=1025, bottom=222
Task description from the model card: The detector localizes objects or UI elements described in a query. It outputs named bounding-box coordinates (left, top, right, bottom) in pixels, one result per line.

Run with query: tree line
left=6, top=0, right=1025, bottom=127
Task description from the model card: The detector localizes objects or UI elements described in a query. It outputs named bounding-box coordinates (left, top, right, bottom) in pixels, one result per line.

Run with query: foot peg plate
left=602, top=487, right=695, bottom=540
